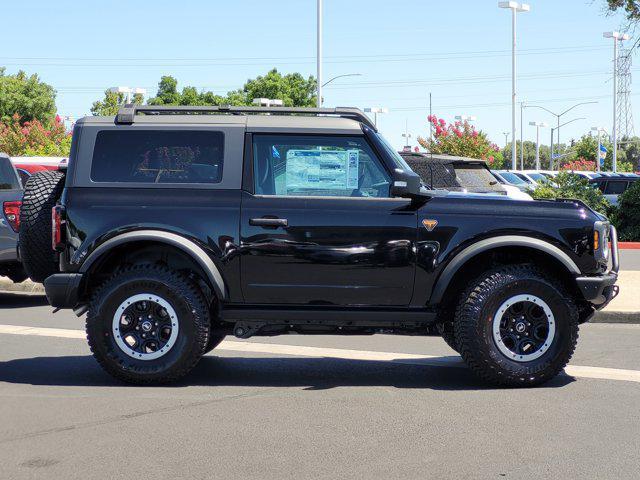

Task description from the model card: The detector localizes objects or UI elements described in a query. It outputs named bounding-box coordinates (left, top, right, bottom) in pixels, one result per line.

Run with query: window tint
left=253, top=135, right=391, bottom=198
left=604, top=180, right=628, bottom=194
left=0, top=159, right=20, bottom=190
left=595, top=181, right=606, bottom=193
left=91, top=130, right=224, bottom=184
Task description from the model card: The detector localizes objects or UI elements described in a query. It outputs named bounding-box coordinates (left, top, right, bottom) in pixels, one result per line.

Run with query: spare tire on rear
left=19, top=170, right=66, bottom=282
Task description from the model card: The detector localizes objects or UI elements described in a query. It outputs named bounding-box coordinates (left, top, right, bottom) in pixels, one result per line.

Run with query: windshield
left=374, top=132, right=414, bottom=172
left=527, top=173, right=547, bottom=182
left=498, top=172, right=526, bottom=185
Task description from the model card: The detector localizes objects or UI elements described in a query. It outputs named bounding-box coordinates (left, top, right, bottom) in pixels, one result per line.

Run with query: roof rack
left=115, top=104, right=377, bottom=130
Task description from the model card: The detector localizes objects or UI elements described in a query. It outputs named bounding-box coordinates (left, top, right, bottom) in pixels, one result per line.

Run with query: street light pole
left=317, top=0, right=323, bottom=108
left=529, top=121, right=548, bottom=170
left=520, top=101, right=525, bottom=170
left=604, top=31, right=630, bottom=172
left=364, top=107, right=388, bottom=128
left=503, top=131, right=510, bottom=149
left=499, top=2, right=530, bottom=171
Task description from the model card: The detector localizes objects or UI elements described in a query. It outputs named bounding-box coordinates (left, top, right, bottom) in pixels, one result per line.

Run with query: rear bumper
left=43, top=273, right=83, bottom=309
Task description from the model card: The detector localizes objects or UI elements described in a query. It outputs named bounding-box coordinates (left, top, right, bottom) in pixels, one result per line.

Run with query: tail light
left=52, top=205, right=65, bottom=251
left=3, top=201, right=21, bottom=233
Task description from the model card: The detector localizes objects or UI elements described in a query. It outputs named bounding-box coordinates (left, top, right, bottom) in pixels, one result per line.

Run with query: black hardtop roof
left=99, top=104, right=377, bottom=130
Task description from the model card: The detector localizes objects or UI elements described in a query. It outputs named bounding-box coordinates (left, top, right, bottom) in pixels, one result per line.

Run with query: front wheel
left=86, top=264, right=211, bottom=384
left=454, top=265, right=578, bottom=387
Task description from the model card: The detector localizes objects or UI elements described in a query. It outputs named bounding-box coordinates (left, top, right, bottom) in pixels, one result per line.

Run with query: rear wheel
left=86, top=264, right=211, bottom=384
left=19, top=170, right=65, bottom=282
left=454, top=265, right=578, bottom=387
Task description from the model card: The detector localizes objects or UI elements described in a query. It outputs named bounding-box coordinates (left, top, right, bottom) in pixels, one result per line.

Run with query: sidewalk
left=1, top=273, right=638, bottom=323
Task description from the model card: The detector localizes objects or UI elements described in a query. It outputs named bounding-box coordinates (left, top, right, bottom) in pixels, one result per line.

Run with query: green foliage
left=606, top=0, right=640, bottom=21
left=91, top=90, right=144, bottom=116
left=502, top=140, right=551, bottom=169
left=0, top=68, right=56, bottom=124
left=0, top=113, right=71, bottom=156
left=612, top=180, right=640, bottom=240
left=568, top=134, right=633, bottom=171
left=146, top=69, right=317, bottom=108
left=529, top=171, right=610, bottom=214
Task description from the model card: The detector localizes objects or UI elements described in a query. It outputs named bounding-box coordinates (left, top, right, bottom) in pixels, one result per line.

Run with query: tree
left=235, top=69, right=317, bottom=107
left=0, top=68, right=56, bottom=124
left=611, top=180, right=640, bottom=240
left=568, top=134, right=633, bottom=171
left=91, top=89, right=144, bottom=116
left=605, top=0, right=640, bottom=21
left=0, top=113, right=71, bottom=156
left=502, top=141, right=551, bottom=169
left=146, top=69, right=317, bottom=107
left=417, top=116, right=502, bottom=166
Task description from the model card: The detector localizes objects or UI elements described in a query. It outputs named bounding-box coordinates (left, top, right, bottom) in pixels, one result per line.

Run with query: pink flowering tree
left=0, top=114, right=72, bottom=156
left=418, top=115, right=504, bottom=168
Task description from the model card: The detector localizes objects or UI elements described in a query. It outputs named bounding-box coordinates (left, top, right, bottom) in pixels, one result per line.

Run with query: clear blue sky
left=1, top=0, right=632, bottom=149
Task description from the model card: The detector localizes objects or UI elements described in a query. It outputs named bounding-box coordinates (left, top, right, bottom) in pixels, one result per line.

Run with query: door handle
left=249, top=217, right=288, bottom=228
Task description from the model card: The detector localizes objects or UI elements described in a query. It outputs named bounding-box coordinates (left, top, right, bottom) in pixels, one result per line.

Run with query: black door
left=240, top=134, right=416, bottom=306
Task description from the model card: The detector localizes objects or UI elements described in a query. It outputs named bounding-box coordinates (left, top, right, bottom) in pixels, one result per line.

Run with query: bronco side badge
left=422, top=219, right=438, bottom=231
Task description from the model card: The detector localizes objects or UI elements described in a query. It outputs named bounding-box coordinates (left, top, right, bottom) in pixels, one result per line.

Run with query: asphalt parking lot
left=0, top=291, right=638, bottom=480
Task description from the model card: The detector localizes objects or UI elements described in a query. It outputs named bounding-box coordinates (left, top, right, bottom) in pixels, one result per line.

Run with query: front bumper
left=43, top=273, right=83, bottom=309
left=576, top=224, right=620, bottom=309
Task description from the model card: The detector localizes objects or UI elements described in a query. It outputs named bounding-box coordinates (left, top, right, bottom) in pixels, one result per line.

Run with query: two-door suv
left=18, top=105, right=619, bottom=386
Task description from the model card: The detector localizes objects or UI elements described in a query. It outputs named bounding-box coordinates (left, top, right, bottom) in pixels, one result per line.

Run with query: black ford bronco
left=19, top=105, right=619, bottom=386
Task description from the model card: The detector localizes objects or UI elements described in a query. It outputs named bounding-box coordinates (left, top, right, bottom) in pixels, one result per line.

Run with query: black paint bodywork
left=51, top=118, right=610, bottom=328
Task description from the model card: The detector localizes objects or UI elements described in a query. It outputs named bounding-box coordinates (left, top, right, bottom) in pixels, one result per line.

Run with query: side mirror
left=390, top=168, right=426, bottom=199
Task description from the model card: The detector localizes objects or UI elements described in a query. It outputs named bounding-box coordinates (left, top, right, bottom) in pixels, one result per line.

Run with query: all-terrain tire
left=437, top=323, right=459, bottom=353
left=454, top=264, right=579, bottom=387
left=204, top=334, right=225, bottom=354
left=86, top=264, right=211, bottom=384
left=19, top=170, right=66, bottom=282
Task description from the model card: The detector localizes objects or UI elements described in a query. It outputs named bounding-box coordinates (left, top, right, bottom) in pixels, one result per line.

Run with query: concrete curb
left=0, top=278, right=44, bottom=294
left=591, top=310, right=640, bottom=324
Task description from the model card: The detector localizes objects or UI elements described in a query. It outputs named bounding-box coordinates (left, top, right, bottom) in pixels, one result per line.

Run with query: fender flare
left=429, top=235, right=581, bottom=305
left=79, top=230, right=226, bottom=300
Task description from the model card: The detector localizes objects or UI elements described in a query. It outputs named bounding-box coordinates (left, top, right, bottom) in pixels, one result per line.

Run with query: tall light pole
left=402, top=119, right=412, bottom=148
left=604, top=31, right=630, bottom=172
left=529, top=121, right=547, bottom=170
left=320, top=73, right=362, bottom=105
left=498, top=1, right=530, bottom=170
left=548, top=117, right=585, bottom=169
left=364, top=107, right=388, bottom=127
left=503, top=131, right=510, bottom=149
left=317, top=0, right=323, bottom=108
left=525, top=101, right=597, bottom=162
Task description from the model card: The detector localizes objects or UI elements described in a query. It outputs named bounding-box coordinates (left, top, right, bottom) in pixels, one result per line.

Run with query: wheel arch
left=79, top=230, right=226, bottom=301
left=429, top=235, right=581, bottom=307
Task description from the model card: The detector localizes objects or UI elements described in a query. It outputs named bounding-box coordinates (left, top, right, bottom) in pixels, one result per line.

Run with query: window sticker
left=285, top=149, right=359, bottom=191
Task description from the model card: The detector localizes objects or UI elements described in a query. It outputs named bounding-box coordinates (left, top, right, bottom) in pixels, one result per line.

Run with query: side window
left=91, top=130, right=224, bottom=184
left=0, top=160, right=20, bottom=190
left=604, top=180, right=627, bottom=195
left=252, top=135, right=391, bottom=198
left=596, top=181, right=607, bottom=193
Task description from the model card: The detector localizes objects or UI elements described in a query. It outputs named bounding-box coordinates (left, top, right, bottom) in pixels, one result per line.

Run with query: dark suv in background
left=18, top=106, right=619, bottom=386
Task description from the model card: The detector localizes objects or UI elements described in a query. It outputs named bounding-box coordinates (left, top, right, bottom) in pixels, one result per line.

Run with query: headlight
left=593, top=221, right=610, bottom=262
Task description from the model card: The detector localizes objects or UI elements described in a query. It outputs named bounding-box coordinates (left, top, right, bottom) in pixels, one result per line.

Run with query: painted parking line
left=1, top=324, right=639, bottom=384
